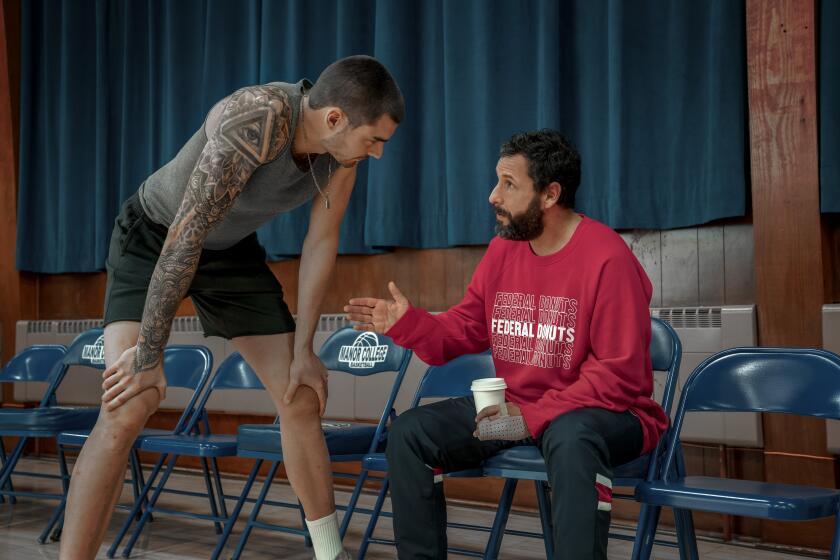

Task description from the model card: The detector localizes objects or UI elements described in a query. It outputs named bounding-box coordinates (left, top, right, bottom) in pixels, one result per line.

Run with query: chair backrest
left=162, top=345, right=214, bottom=433
left=37, top=329, right=106, bottom=406
left=207, top=352, right=264, bottom=391
left=47, top=330, right=212, bottom=428
left=0, top=345, right=67, bottom=384
left=410, top=351, right=496, bottom=408
left=650, top=317, right=682, bottom=415
left=408, top=319, right=679, bottom=411
left=319, top=327, right=413, bottom=454
left=163, top=345, right=213, bottom=390
left=662, top=347, right=840, bottom=480
left=62, top=328, right=107, bottom=369
left=319, top=328, right=412, bottom=376
left=680, top=347, right=840, bottom=416
left=183, top=352, right=264, bottom=433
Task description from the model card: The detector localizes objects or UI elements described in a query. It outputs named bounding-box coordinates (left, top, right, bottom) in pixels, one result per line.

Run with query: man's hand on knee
left=283, top=350, right=328, bottom=416
left=101, top=345, right=167, bottom=411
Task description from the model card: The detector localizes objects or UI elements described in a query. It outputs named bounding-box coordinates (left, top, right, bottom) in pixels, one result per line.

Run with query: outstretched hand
left=345, top=281, right=411, bottom=333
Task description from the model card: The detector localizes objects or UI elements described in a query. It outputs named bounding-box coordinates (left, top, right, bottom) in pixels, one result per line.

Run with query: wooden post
left=0, top=0, right=35, bottom=404
left=746, top=0, right=833, bottom=548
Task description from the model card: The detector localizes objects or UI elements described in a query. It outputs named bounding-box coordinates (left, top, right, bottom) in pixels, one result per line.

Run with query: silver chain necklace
left=300, top=97, right=332, bottom=210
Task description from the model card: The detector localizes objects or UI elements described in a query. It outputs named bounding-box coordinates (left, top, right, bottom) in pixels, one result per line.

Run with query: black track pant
left=385, top=397, right=643, bottom=559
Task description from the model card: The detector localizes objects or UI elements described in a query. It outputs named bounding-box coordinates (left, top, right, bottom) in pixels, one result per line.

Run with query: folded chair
left=108, top=349, right=260, bottom=558
left=43, top=343, right=213, bottom=543
left=0, top=343, right=68, bottom=509
left=358, top=351, right=496, bottom=559
left=214, top=327, right=412, bottom=560
left=0, top=330, right=107, bottom=538
left=479, top=317, right=697, bottom=559
left=635, top=347, right=840, bottom=560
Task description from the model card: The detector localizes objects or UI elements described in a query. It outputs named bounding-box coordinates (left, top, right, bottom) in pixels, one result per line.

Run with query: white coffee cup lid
left=471, top=377, right=507, bottom=391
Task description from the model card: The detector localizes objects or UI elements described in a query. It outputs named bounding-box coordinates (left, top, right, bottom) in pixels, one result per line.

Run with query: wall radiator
left=821, top=304, right=840, bottom=452
left=651, top=305, right=759, bottom=446
left=15, top=306, right=758, bottom=441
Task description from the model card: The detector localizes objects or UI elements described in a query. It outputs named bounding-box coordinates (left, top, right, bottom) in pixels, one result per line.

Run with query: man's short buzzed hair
left=309, top=55, right=405, bottom=127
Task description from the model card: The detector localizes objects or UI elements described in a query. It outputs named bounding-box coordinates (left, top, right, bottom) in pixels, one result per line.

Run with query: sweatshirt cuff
left=517, top=401, right=549, bottom=439
left=385, top=305, right=431, bottom=347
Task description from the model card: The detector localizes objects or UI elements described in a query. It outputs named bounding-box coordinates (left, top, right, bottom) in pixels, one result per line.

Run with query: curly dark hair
left=499, top=129, right=581, bottom=208
left=309, top=55, right=405, bottom=127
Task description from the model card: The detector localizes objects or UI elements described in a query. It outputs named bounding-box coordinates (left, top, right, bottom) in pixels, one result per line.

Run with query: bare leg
left=232, top=333, right=335, bottom=520
left=60, top=322, right=163, bottom=559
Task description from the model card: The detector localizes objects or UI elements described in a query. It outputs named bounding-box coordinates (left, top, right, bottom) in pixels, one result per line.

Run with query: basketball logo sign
left=338, top=332, right=389, bottom=369
left=82, top=335, right=106, bottom=365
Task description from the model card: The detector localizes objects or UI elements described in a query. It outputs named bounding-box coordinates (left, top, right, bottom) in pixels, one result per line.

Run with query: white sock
left=305, top=511, right=343, bottom=560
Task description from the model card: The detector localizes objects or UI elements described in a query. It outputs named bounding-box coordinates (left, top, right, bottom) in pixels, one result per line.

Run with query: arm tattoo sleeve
left=133, top=86, right=292, bottom=374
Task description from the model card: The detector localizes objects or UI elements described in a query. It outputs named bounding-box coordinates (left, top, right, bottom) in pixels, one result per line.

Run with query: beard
left=494, top=196, right=545, bottom=241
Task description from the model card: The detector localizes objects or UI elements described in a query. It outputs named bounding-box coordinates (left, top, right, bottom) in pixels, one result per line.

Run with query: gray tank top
left=138, top=80, right=336, bottom=250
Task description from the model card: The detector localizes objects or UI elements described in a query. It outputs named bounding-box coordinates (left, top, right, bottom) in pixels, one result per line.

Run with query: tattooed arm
left=101, top=85, right=292, bottom=410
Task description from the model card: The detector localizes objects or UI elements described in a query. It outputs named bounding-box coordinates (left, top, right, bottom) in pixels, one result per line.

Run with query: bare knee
left=93, top=390, right=159, bottom=453
left=277, top=386, right=320, bottom=425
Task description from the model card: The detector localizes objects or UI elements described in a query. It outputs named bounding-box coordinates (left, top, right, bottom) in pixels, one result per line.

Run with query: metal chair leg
left=231, top=461, right=281, bottom=560
left=482, top=478, right=517, bottom=560
left=535, top=480, right=554, bottom=558
left=674, top=508, right=699, bottom=560
left=106, top=453, right=170, bottom=558
left=339, top=468, right=369, bottom=538
left=210, top=457, right=229, bottom=519
left=358, top=476, right=390, bottom=560
left=210, top=459, right=263, bottom=560
left=200, top=457, right=223, bottom=534
left=38, top=444, right=71, bottom=543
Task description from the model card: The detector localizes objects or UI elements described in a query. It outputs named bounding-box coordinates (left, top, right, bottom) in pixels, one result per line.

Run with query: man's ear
left=326, top=108, right=347, bottom=131
left=543, top=182, right=562, bottom=209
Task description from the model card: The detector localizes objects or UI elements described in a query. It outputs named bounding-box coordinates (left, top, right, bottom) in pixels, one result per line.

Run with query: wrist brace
left=477, top=414, right=530, bottom=441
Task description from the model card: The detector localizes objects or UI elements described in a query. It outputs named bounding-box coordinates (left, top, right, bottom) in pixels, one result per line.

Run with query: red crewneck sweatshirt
left=386, top=216, right=668, bottom=454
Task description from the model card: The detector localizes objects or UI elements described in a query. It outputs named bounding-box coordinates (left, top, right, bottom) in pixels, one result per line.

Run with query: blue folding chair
left=212, top=328, right=412, bottom=560
left=0, top=344, right=68, bottom=506
left=635, top=347, right=840, bottom=560
left=357, top=351, right=497, bottom=559
left=108, top=350, right=262, bottom=558
left=0, top=331, right=106, bottom=523
left=477, top=317, right=698, bottom=560
left=42, top=343, right=213, bottom=543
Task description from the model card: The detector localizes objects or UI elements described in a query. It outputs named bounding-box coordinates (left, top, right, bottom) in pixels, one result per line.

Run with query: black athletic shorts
left=103, top=192, right=296, bottom=339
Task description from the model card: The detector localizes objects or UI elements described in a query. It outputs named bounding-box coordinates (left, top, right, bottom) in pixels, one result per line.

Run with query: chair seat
left=139, top=434, right=239, bottom=457
left=482, top=445, right=651, bottom=484
left=482, top=446, right=546, bottom=480
left=0, top=406, right=99, bottom=436
left=58, top=428, right=173, bottom=448
left=635, top=476, right=840, bottom=520
left=237, top=421, right=382, bottom=458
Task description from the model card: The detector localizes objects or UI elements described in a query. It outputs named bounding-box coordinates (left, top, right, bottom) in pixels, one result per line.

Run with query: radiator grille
left=22, top=314, right=353, bottom=335
left=651, top=307, right=722, bottom=328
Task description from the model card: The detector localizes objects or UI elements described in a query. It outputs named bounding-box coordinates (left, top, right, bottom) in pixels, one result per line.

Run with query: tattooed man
left=60, top=56, right=403, bottom=560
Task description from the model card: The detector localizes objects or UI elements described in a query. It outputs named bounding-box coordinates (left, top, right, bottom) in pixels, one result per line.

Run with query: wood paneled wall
left=30, top=247, right=487, bottom=322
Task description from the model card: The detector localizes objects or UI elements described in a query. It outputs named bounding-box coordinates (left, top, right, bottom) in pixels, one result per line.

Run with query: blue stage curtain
left=821, top=0, right=840, bottom=213
left=17, top=0, right=748, bottom=273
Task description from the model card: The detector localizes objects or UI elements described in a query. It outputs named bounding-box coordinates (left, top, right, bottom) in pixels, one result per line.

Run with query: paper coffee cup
left=471, top=377, right=508, bottom=416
